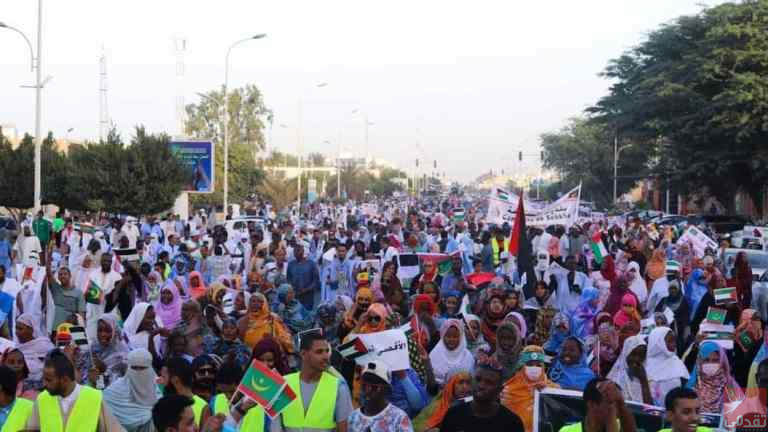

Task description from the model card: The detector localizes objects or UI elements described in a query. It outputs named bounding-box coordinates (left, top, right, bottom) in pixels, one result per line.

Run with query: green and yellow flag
left=237, top=359, right=296, bottom=418
left=84, top=280, right=103, bottom=305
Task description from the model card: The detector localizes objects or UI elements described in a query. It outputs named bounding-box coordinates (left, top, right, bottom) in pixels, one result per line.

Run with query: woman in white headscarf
left=15, top=313, right=54, bottom=382
left=103, top=348, right=159, bottom=432
left=122, top=302, right=167, bottom=357
left=606, top=335, right=651, bottom=404
left=646, top=326, right=689, bottom=406
left=625, top=261, right=648, bottom=311
left=429, top=319, right=475, bottom=386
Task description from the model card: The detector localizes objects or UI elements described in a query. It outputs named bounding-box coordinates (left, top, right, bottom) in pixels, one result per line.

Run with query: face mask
left=525, top=366, right=543, bottom=381
left=701, top=363, right=721, bottom=376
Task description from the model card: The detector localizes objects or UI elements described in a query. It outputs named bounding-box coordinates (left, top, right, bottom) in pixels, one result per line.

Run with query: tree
left=185, top=84, right=271, bottom=207
left=0, top=130, right=72, bottom=217
left=541, top=117, right=649, bottom=208
left=307, top=152, right=326, bottom=167
left=256, top=171, right=297, bottom=210
left=590, top=1, right=768, bottom=213
left=67, top=127, right=187, bottom=215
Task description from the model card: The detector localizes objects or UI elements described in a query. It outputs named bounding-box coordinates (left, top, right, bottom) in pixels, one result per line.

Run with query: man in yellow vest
left=558, top=378, right=636, bottom=432
left=491, top=227, right=510, bottom=267
left=274, top=332, right=353, bottom=432
left=658, top=388, right=713, bottom=432
left=24, top=349, right=122, bottom=431
left=0, top=365, right=32, bottom=432
left=162, top=357, right=210, bottom=429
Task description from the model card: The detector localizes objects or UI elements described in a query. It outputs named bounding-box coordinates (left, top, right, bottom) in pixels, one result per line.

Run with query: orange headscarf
left=425, top=371, right=471, bottom=429
left=188, top=271, right=207, bottom=300
left=646, top=249, right=666, bottom=281
left=501, top=346, right=558, bottom=432
left=359, top=303, right=389, bottom=333
left=344, top=288, right=374, bottom=329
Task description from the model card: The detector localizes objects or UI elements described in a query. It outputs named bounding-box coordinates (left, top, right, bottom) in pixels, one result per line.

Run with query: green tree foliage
left=325, top=163, right=406, bottom=200
left=67, top=127, right=187, bottom=215
left=185, top=85, right=271, bottom=207
left=590, top=1, right=768, bottom=212
left=0, top=127, right=186, bottom=216
left=541, top=118, right=648, bottom=208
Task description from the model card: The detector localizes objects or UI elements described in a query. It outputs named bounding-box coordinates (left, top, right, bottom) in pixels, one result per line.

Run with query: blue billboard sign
left=170, top=140, right=215, bottom=193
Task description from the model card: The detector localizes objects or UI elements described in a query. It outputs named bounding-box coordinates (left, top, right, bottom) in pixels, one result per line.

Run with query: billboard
left=170, top=140, right=215, bottom=193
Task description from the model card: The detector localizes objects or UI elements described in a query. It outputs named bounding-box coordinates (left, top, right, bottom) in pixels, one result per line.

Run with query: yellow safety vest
left=1, top=398, right=33, bottom=432
left=37, top=386, right=102, bottom=432
left=241, top=404, right=266, bottom=432
left=658, top=428, right=712, bottom=432
left=211, top=394, right=230, bottom=416
left=491, top=237, right=510, bottom=266
left=191, top=395, right=207, bottom=427
left=282, top=372, right=338, bottom=430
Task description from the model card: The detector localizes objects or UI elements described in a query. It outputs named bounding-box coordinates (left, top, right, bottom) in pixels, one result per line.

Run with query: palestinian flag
left=451, top=208, right=466, bottom=223
left=590, top=230, right=608, bottom=265
left=338, top=336, right=369, bottom=361
left=495, top=188, right=511, bottom=202
left=714, top=287, right=737, bottom=305
left=418, top=251, right=460, bottom=276
left=74, top=223, right=95, bottom=234
left=705, top=307, right=727, bottom=324
left=237, top=359, right=296, bottom=418
left=84, top=280, right=103, bottom=305
left=398, top=321, right=415, bottom=339
left=466, top=272, right=496, bottom=288
left=69, top=326, right=89, bottom=348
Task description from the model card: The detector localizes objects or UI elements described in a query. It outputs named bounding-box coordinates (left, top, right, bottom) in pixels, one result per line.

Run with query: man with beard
left=191, top=355, right=219, bottom=405
left=272, top=332, right=353, bottom=432
left=287, top=244, right=321, bottom=310
left=441, top=364, right=524, bottom=432
left=25, top=350, right=122, bottom=431
left=321, top=244, right=355, bottom=302
left=85, top=252, right=122, bottom=342
left=162, top=356, right=210, bottom=429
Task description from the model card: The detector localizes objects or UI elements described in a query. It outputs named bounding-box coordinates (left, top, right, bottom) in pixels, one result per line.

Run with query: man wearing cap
left=348, top=361, right=413, bottom=432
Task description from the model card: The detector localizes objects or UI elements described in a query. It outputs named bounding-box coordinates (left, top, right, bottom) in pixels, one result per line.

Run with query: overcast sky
left=2, top=0, right=726, bottom=182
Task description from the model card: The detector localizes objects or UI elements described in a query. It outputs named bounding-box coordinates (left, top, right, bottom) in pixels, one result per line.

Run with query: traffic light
left=540, top=151, right=544, bottom=161
left=433, top=160, right=437, bottom=169
left=416, top=158, right=419, bottom=167
left=518, top=151, right=523, bottom=161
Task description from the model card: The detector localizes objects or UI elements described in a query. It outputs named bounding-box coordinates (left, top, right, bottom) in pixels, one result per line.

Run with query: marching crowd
left=0, top=198, right=765, bottom=432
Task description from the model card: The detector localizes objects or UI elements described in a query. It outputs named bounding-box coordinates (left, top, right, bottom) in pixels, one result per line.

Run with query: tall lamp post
left=612, top=134, right=632, bottom=204
left=223, top=33, right=266, bottom=216
left=295, top=82, right=328, bottom=211
left=1, top=0, right=44, bottom=211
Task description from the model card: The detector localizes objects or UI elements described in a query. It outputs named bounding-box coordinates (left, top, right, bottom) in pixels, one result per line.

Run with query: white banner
left=528, top=184, right=581, bottom=228
left=486, top=197, right=518, bottom=225
left=678, top=226, right=718, bottom=258
left=348, top=328, right=411, bottom=371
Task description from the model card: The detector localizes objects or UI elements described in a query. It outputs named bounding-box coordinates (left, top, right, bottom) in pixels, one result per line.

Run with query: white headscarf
left=122, top=302, right=163, bottom=350
left=626, top=261, right=648, bottom=304
left=645, top=327, right=689, bottom=382
left=429, top=319, right=475, bottom=385
left=15, top=313, right=54, bottom=381
left=103, top=348, right=159, bottom=431
left=607, top=335, right=646, bottom=402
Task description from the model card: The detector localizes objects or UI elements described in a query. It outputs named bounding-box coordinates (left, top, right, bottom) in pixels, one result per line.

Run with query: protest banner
left=528, top=184, right=581, bottom=228
left=347, top=328, right=410, bottom=371
left=533, top=388, right=721, bottom=432
left=486, top=196, right=517, bottom=225
left=677, top=226, right=718, bottom=257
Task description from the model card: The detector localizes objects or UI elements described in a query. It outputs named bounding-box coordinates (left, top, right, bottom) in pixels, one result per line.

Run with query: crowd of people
left=0, top=198, right=765, bottom=432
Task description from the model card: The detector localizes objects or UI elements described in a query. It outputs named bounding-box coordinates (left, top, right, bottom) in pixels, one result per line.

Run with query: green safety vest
left=1, top=398, right=33, bottom=432
left=37, top=386, right=102, bottom=432
left=282, top=372, right=338, bottom=431
left=191, top=395, right=207, bottom=427
left=491, top=237, right=510, bottom=266
left=658, top=428, right=712, bottom=432
left=241, top=404, right=266, bottom=432
left=211, top=394, right=230, bottom=416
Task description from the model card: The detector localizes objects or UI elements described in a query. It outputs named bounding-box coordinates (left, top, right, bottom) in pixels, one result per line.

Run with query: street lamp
left=296, top=82, right=328, bottom=211
left=613, top=134, right=632, bottom=204
left=223, top=33, right=266, bottom=216
left=1, top=1, right=44, bottom=211
left=351, top=109, right=374, bottom=167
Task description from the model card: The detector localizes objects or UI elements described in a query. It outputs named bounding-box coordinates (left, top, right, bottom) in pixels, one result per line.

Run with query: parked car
left=686, top=214, right=752, bottom=235
left=723, top=248, right=768, bottom=281
left=624, top=210, right=664, bottom=223
left=656, top=214, right=689, bottom=230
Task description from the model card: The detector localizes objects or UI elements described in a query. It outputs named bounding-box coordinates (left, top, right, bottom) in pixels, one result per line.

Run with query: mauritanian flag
left=84, top=280, right=103, bottom=305
left=714, top=287, right=737, bottom=305
left=237, top=359, right=297, bottom=418
left=590, top=231, right=608, bottom=265
left=705, top=307, right=727, bottom=324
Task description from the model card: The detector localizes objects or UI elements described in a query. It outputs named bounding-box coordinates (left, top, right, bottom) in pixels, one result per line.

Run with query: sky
left=1, top=0, right=727, bottom=182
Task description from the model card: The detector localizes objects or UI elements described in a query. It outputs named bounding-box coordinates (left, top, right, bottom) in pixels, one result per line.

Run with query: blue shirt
left=287, top=259, right=321, bottom=304
left=389, top=368, right=428, bottom=418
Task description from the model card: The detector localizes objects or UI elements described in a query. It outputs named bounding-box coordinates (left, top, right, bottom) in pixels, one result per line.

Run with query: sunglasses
left=197, top=367, right=216, bottom=376
left=622, top=304, right=633, bottom=307
left=368, top=316, right=382, bottom=324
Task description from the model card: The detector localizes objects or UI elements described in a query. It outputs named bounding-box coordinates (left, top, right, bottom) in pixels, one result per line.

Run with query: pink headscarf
left=154, top=280, right=182, bottom=329
left=612, top=293, right=640, bottom=328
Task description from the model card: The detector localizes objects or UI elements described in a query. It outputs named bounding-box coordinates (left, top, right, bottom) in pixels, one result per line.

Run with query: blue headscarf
left=275, top=284, right=313, bottom=333
left=543, top=313, right=570, bottom=355
left=548, top=336, right=596, bottom=391
left=441, top=290, right=463, bottom=319
left=685, top=268, right=708, bottom=320
left=570, top=287, right=599, bottom=340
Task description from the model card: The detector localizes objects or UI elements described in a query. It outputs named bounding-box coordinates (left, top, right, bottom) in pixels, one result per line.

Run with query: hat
left=665, top=260, right=681, bottom=274
left=702, top=255, right=714, bottom=266
left=362, top=361, right=391, bottom=386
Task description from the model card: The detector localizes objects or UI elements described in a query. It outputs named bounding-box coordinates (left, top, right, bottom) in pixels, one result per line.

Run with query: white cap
left=362, top=360, right=391, bottom=386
